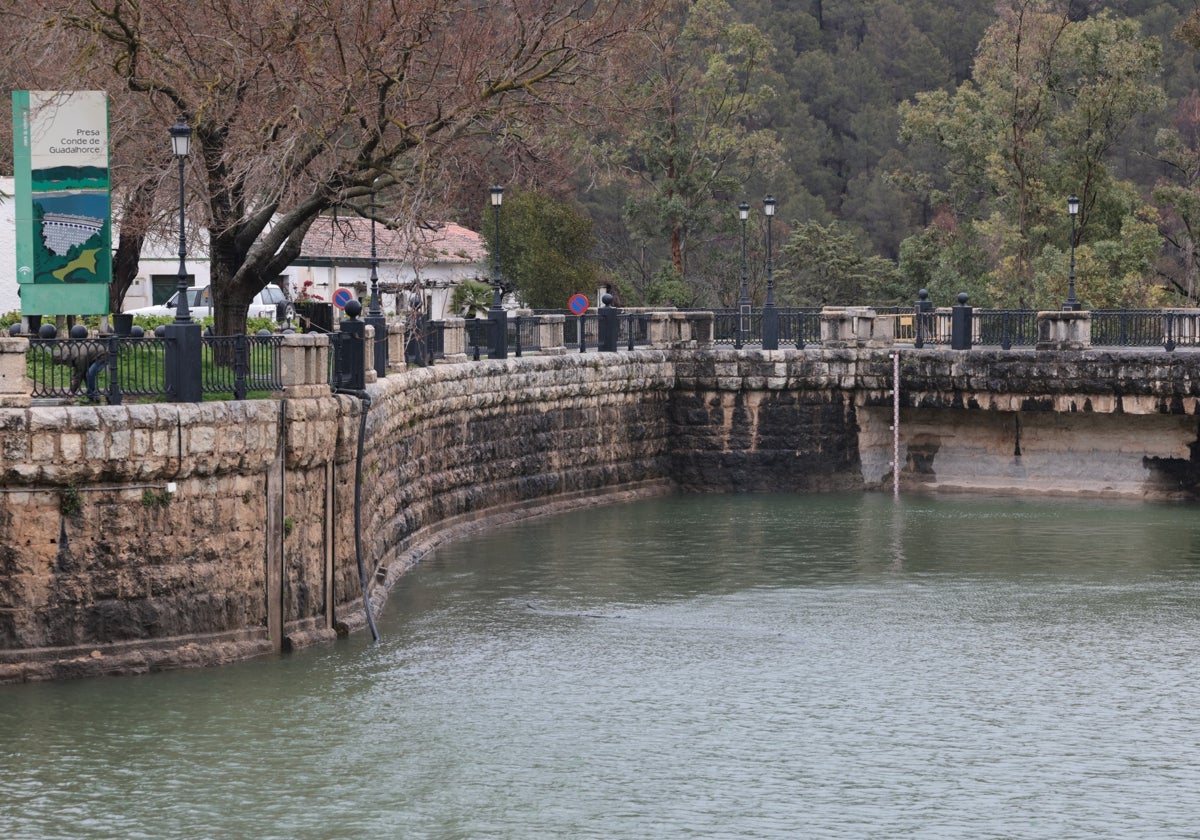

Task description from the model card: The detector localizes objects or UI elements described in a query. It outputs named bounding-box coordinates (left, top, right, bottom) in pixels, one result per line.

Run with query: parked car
left=125, top=284, right=294, bottom=321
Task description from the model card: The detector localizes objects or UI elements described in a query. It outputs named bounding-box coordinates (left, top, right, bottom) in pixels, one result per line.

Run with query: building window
left=151, top=274, right=193, bottom=305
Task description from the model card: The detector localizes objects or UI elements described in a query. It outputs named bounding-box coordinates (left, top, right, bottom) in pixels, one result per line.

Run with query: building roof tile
left=299, top=216, right=486, bottom=265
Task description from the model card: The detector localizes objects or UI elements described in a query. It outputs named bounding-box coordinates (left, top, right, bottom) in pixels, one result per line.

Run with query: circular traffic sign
left=568, top=293, right=589, bottom=315
left=332, top=287, right=355, bottom=310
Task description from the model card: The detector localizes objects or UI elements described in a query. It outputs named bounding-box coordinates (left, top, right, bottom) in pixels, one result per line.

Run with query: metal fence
left=22, top=304, right=1200, bottom=403
left=27, top=332, right=285, bottom=403
left=710, top=307, right=823, bottom=347
left=976, top=310, right=1040, bottom=348
left=1088, top=310, right=1200, bottom=349
left=708, top=306, right=1200, bottom=350
left=202, top=334, right=285, bottom=399
left=28, top=335, right=169, bottom=402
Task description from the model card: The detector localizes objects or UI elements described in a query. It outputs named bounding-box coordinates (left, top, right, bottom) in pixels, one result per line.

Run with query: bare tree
left=20, top=0, right=662, bottom=335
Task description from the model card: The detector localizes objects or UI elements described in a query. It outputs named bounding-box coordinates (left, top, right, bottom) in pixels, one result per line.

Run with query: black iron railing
left=202, top=334, right=284, bottom=399
left=1089, top=310, right=1191, bottom=349
left=22, top=304, right=1200, bottom=404
left=977, top=310, right=1040, bottom=348
left=28, top=335, right=170, bottom=403
left=27, top=332, right=287, bottom=403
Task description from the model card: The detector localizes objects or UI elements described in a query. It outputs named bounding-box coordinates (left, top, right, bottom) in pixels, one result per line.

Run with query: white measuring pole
left=892, top=351, right=900, bottom=498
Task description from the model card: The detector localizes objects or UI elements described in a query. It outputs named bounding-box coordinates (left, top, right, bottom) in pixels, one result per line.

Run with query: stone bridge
left=0, top=338, right=1197, bottom=683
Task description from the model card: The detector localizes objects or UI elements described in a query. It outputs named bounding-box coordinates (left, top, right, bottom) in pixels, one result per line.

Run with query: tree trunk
left=109, top=180, right=158, bottom=313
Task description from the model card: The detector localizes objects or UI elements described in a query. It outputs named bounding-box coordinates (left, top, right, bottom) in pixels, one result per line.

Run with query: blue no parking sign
left=332, top=288, right=355, bottom=309
left=568, top=293, right=589, bottom=315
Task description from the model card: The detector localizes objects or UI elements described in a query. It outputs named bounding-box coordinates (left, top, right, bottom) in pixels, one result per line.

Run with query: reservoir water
left=3, top=492, right=1200, bottom=839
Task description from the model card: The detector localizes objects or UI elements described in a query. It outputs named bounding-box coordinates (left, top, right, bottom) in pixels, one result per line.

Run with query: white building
left=0, top=182, right=488, bottom=318
left=124, top=216, right=488, bottom=319
left=0, top=178, right=22, bottom=315
left=290, top=216, right=488, bottom=320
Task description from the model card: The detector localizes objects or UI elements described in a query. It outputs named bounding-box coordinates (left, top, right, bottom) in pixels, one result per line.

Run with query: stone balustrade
left=0, top=336, right=31, bottom=408
left=1036, top=310, right=1091, bottom=350
left=820, top=306, right=896, bottom=348
left=279, top=333, right=331, bottom=398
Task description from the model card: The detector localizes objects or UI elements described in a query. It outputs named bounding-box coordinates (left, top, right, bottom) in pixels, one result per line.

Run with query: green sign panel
left=12, top=90, right=112, bottom=316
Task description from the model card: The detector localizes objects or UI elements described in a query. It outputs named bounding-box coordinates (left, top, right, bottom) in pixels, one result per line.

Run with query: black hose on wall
left=337, top=389, right=380, bottom=642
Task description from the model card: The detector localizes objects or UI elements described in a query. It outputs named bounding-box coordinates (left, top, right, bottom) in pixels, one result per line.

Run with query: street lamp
left=735, top=202, right=750, bottom=349
left=165, top=117, right=201, bottom=402
left=489, top=184, right=507, bottom=359
left=364, top=178, right=387, bottom=376
left=368, top=184, right=381, bottom=318
left=169, top=118, right=193, bottom=323
left=762, top=194, right=778, bottom=350
left=1063, top=194, right=1081, bottom=311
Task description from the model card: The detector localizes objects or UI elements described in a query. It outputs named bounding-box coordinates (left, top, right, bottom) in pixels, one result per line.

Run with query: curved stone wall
left=1, top=347, right=1198, bottom=683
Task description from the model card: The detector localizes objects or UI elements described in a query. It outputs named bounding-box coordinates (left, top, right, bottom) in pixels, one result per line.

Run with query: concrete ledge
left=0, top=630, right=273, bottom=683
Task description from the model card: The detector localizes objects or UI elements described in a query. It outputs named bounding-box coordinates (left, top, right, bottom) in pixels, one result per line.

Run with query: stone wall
left=0, top=353, right=681, bottom=682
left=854, top=348, right=1200, bottom=497
left=2, top=347, right=1199, bottom=683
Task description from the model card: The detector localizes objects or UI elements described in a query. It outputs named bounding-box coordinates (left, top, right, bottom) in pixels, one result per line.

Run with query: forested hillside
left=565, top=0, right=1200, bottom=311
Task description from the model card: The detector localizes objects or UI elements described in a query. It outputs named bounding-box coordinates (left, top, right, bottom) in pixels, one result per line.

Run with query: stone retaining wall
left=2, top=347, right=1199, bottom=683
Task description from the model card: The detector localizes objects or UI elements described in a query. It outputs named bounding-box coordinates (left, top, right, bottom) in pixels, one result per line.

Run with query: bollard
left=950, top=292, right=972, bottom=350
left=598, top=293, right=619, bottom=352
left=914, top=289, right=932, bottom=348
left=335, top=300, right=367, bottom=390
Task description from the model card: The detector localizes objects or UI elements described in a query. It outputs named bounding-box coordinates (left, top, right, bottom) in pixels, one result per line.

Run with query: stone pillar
left=441, top=316, right=469, bottom=363
left=0, top=336, right=31, bottom=408
left=363, top=324, right=378, bottom=384
left=686, top=312, right=715, bottom=348
left=1036, top=310, right=1092, bottom=350
left=386, top=319, right=405, bottom=370
left=675, top=312, right=696, bottom=346
left=536, top=314, right=567, bottom=355
left=647, top=312, right=674, bottom=349
left=279, top=333, right=331, bottom=399
left=820, top=307, right=894, bottom=348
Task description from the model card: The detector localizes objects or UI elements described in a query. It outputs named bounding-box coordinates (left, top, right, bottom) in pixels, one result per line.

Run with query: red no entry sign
left=568, top=293, right=589, bottom=315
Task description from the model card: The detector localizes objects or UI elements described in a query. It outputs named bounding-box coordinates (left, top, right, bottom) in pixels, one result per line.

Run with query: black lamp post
left=169, top=118, right=193, bottom=323
left=1063, top=194, right=1081, bottom=311
left=489, top=184, right=507, bottom=359
left=736, top=202, right=750, bottom=349
left=762, top=194, right=779, bottom=350
left=163, top=117, right=202, bottom=402
left=364, top=179, right=388, bottom=376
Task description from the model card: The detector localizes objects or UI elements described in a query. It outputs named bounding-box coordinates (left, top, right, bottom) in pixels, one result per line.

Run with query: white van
left=125, top=284, right=293, bottom=321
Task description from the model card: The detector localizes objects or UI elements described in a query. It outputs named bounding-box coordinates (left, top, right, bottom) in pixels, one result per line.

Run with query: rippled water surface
left=5, top=493, right=1200, bottom=839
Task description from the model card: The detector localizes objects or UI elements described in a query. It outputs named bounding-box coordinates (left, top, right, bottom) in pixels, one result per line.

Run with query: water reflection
left=3, top=493, right=1200, bottom=838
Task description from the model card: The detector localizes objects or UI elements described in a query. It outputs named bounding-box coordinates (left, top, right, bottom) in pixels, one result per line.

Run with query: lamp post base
left=762, top=307, right=779, bottom=350
left=489, top=307, right=507, bottom=359
left=164, top=321, right=203, bottom=403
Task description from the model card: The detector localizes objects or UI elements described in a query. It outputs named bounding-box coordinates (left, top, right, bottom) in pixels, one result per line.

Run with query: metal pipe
left=336, top=388, right=380, bottom=642
left=893, top=351, right=900, bottom=498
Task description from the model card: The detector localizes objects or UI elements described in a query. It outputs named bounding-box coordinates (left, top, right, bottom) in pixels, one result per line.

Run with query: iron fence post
left=234, top=334, right=249, bottom=401
left=599, top=294, right=618, bottom=352
left=337, top=302, right=367, bottom=390
left=106, top=335, right=122, bottom=406
left=951, top=293, right=973, bottom=350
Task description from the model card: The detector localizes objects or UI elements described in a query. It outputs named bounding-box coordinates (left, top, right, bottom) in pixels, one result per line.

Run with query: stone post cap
left=280, top=332, right=331, bottom=348
left=1037, top=310, right=1092, bottom=321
